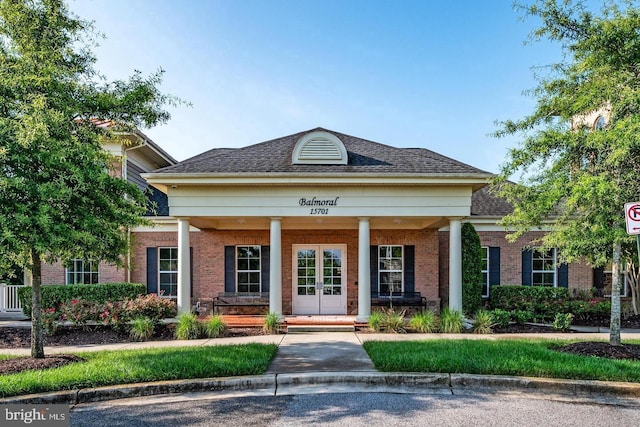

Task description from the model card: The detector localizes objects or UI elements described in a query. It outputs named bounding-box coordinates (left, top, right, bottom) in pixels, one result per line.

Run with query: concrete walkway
left=267, top=332, right=375, bottom=373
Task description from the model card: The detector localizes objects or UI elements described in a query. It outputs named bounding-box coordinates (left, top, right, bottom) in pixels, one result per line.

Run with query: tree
left=493, top=0, right=640, bottom=346
left=0, top=0, right=179, bottom=358
left=461, top=222, right=483, bottom=315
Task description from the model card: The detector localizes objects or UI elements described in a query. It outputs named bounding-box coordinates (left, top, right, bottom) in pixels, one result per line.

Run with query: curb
left=2, top=372, right=640, bottom=407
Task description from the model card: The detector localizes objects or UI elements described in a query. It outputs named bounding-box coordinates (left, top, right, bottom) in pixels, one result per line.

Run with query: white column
left=357, top=218, right=371, bottom=321
left=177, top=218, right=191, bottom=314
left=449, top=217, right=463, bottom=312
left=269, top=218, right=282, bottom=316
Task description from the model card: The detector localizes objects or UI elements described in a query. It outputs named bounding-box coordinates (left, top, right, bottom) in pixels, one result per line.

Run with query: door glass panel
left=322, top=249, right=342, bottom=296
left=297, top=249, right=317, bottom=296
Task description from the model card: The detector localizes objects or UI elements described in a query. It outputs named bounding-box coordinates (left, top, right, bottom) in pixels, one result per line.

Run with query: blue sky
left=70, top=0, right=564, bottom=173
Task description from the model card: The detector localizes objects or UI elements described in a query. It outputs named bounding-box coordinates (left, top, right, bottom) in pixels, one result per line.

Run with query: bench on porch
left=212, top=292, right=270, bottom=315
left=371, top=291, right=427, bottom=310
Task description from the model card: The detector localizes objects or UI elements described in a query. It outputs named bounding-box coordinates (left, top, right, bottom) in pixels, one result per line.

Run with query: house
left=38, top=128, right=177, bottom=286
left=38, top=127, right=607, bottom=317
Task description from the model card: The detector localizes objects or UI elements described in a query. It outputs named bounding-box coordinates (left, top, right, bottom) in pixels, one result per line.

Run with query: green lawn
left=363, top=339, right=640, bottom=382
left=0, top=344, right=278, bottom=398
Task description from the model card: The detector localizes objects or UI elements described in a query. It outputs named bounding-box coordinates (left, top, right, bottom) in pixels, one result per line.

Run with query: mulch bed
left=0, top=354, right=85, bottom=375
left=555, top=341, right=640, bottom=361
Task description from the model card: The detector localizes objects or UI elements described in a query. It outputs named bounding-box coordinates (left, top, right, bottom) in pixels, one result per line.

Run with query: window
left=594, top=115, right=606, bottom=130
left=158, top=247, right=178, bottom=297
left=481, top=246, right=490, bottom=297
left=603, top=263, right=628, bottom=297
left=378, top=245, right=403, bottom=295
left=66, top=260, right=99, bottom=284
left=532, top=248, right=556, bottom=287
left=237, top=246, right=261, bottom=292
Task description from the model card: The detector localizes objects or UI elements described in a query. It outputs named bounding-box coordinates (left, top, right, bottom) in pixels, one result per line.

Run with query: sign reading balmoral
left=299, top=197, right=339, bottom=215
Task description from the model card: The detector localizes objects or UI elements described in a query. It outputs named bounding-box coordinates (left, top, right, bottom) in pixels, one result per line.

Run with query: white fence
left=0, top=283, right=24, bottom=312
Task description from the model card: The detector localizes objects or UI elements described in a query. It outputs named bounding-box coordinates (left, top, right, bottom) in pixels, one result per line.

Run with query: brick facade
left=130, top=227, right=441, bottom=316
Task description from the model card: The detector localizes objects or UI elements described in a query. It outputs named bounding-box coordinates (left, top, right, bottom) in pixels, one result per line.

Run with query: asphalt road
left=71, top=391, right=640, bottom=427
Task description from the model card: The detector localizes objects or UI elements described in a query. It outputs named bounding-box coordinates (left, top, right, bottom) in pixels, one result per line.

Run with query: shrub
left=368, top=311, right=384, bottom=332
left=129, top=317, right=155, bottom=341
left=462, top=223, right=483, bottom=315
left=511, top=310, right=532, bottom=325
left=263, top=312, right=281, bottom=334
left=41, top=307, right=60, bottom=336
left=472, top=310, right=495, bottom=334
left=98, top=301, right=127, bottom=329
left=489, top=285, right=569, bottom=311
left=552, top=313, right=574, bottom=331
left=203, top=315, right=227, bottom=338
left=59, top=299, right=101, bottom=327
left=409, top=310, right=438, bottom=333
left=175, top=313, right=201, bottom=340
left=384, top=309, right=407, bottom=333
left=440, top=308, right=464, bottom=333
left=18, top=283, right=146, bottom=317
left=121, top=294, right=177, bottom=322
left=490, top=309, right=511, bottom=328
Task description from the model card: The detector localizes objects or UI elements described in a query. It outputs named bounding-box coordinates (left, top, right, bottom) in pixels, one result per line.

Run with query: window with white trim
left=603, top=263, right=628, bottom=298
left=481, top=246, right=490, bottom=297
left=378, top=245, right=403, bottom=295
left=532, top=248, right=556, bottom=287
left=158, top=247, right=178, bottom=297
left=237, top=246, right=261, bottom=292
left=66, top=260, right=99, bottom=284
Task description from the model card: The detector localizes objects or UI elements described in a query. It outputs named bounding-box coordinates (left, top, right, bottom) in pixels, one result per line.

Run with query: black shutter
left=224, top=246, right=235, bottom=292
left=522, top=249, right=533, bottom=286
left=558, top=263, right=569, bottom=288
left=489, top=247, right=501, bottom=286
left=593, top=267, right=604, bottom=290
left=370, top=246, right=378, bottom=294
left=404, top=245, right=415, bottom=293
left=261, top=245, right=270, bottom=292
left=146, top=248, right=158, bottom=294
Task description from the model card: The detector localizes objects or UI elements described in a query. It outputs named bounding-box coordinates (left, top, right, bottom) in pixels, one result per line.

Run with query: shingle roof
left=470, top=185, right=514, bottom=216
left=155, top=127, right=491, bottom=176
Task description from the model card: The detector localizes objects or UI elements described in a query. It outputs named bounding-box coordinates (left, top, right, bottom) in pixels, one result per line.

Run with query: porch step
left=286, top=325, right=355, bottom=333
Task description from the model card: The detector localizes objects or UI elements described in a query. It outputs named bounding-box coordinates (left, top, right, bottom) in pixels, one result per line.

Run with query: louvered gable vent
left=292, top=131, right=348, bottom=165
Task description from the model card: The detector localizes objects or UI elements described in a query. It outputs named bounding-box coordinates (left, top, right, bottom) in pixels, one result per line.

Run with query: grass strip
left=363, top=339, right=640, bottom=382
left=0, top=343, right=277, bottom=398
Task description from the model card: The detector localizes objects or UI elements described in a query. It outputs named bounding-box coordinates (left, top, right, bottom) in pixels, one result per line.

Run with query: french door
left=292, top=245, right=347, bottom=315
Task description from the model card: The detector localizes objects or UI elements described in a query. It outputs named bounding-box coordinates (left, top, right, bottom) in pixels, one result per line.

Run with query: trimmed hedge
left=488, top=285, right=611, bottom=323
left=489, top=285, right=569, bottom=310
left=18, top=283, right=146, bottom=317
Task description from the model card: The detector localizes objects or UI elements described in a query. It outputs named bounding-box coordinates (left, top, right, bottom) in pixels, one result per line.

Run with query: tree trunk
left=610, top=242, right=622, bottom=346
left=30, top=248, right=45, bottom=358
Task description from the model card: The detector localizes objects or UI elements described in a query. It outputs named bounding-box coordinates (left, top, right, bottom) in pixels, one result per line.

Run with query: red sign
left=625, top=202, right=640, bottom=235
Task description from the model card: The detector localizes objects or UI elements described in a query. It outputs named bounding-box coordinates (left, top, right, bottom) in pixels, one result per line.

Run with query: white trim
left=481, top=246, right=490, bottom=298
left=143, top=173, right=493, bottom=192
left=235, top=245, right=262, bottom=293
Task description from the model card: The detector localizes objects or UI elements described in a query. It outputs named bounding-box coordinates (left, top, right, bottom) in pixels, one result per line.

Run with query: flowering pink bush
left=59, top=299, right=101, bottom=326
left=121, top=294, right=177, bottom=321
left=41, top=294, right=177, bottom=333
left=42, top=307, right=60, bottom=335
